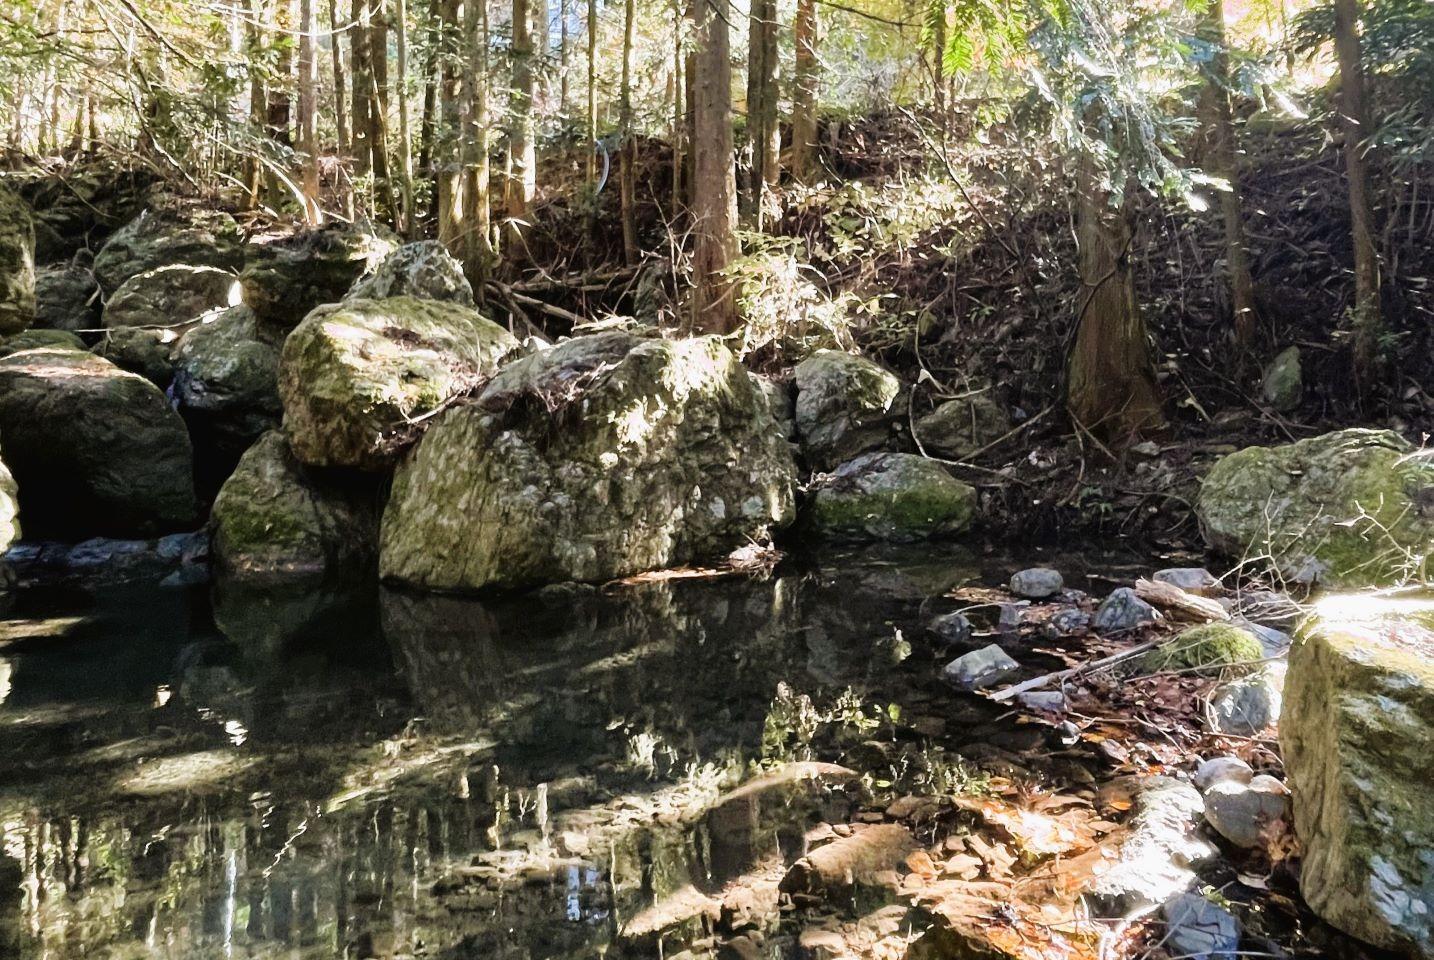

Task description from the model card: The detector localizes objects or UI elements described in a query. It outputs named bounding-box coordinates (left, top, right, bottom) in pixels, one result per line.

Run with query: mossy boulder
left=914, top=391, right=1011, bottom=459
left=241, top=223, right=394, bottom=329
left=1141, top=622, right=1263, bottom=673
left=93, top=205, right=243, bottom=293
left=92, top=327, right=177, bottom=387
left=346, top=240, right=473, bottom=304
left=0, top=329, right=84, bottom=358
left=211, top=431, right=380, bottom=583
left=0, top=348, right=195, bottom=537
left=34, top=253, right=99, bottom=332
left=1198, top=429, right=1434, bottom=587
left=1283, top=602, right=1434, bottom=958
left=804, top=452, right=976, bottom=541
left=380, top=333, right=798, bottom=591
left=793, top=349, right=901, bottom=472
left=102, top=263, right=239, bottom=330
left=172, top=306, right=283, bottom=461
left=280, top=296, right=518, bottom=471
left=0, top=442, right=17, bottom=552
left=0, top=183, right=36, bottom=336
left=1261, top=346, right=1302, bottom=413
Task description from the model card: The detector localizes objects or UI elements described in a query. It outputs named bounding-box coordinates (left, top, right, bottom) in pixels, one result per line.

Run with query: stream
left=0, top=544, right=1159, bottom=960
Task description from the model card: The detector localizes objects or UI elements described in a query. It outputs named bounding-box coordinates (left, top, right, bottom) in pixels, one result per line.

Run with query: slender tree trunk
left=436, top=0, right=465, bottom=248
left=245, top=0, right=268, bottom=209
left=506, top=0, right=535, bottom=252
left=1333, top=0, right=1382, bottom=390
left=559, top=0, right=570, bottom=117
left=790, top=0, right=817, bottom=182
left=467, top=0, right=495, bottom=280
left=754, top=0, right=779, bottom=220
left=369, top=5, right=398, bottom=221
left=619, top=0, right=638, bottom=263
left=330, top=0, right=355, bottom=216
left=352, top=0, right=375, bottom=193
left=684, top=0, right=696, bottom=197
left=266, top=0, right=295, bottom=204
left=418, top=34, right=438, bottom=218
left=690, top=0, right=739, bottom=333
left=298, top=0, right=323, bottom=223
left=931, top=4, right=947, bottom=142
left=586, top=0, right=597, bottom=182
left=1199, top=0, right=1256, bottom=347
left=671, top=0, right=684, bottom=213
left=394, top=0, right=415, bottom=234
left=1066, top=151, right=1163, bottom=440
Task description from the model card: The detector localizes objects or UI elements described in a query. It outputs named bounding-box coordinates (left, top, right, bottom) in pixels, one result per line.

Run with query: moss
left=1142, top=622, right=1263, bottom=673
left=806, top=452, right=976, bottom=541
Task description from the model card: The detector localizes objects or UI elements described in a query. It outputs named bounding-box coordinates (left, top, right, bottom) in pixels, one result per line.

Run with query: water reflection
left=0, top=546, right=998, bottom=959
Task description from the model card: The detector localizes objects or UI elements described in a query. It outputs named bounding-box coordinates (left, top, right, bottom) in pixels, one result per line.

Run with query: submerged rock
left=1261, top=345, right=1302, bottom=413
left=102, top=263, right=238, bottom=330
left=1010, top=567, right=1063, bottom=599
left=380, top=333, right=797, bottom=591
left=793, top=349, right=900, bottom=472
left=913, top=391, right=1010, bottom=460
left=0, top=184, right=37, bottom=336
left=171, top=305, right=283, bottom=461
left=1282, top=603, right=1434, bottom=957
left=346, top=240, right=473, bottom=304
left=1198, top=429, right=1434, bottom=587
left=92, top=205, right=243, bottom=293
left=804, top=452, right=975, bottom=542
left=941, top=644, right=1019, bottom=691
left=280, top=296, right=517, bottom=471
left=0, top=329, right=84, bottom=357
left=241, top=223, right=394, bottom=328
left=0, top=347, right=195, bottom=537
left=927, top=611, right=973, bottom=646
left=211, top=431, right=380, bottom=583
left=1094, top=587, right=1159, bottom=633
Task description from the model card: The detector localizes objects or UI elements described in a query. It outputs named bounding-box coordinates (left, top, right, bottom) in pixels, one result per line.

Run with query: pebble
left=1204, top=777, right=1288, bottom=848
left=927, top=611, right=973, bottom=646
left=1153, top=567, right=1222, bottom=596
left=997, top=601, right=1029, bottom=631
left=1093, top=587, right=1158, bottom=633
left=1016, top=690, right=1068, bottom=713
left=1162, top=892, right=1241, bottom=960
left=941, top=644, right=1020, bottom=691
left=1193, top=756, right=1253, bottom=793
left=1010, top=567, right=1063, bottom=599
left=1042, top=607, right=1090, bottom=638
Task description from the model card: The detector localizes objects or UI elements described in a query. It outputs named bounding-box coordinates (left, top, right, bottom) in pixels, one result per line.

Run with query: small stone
left=1203, top=778, right=1288, bottom=848
left=1010, top=567, right=1063, bottom=599
left=1232, top=618, right=1291, bottom=657
left=1261, top=345, right=1302, bottom=413
left=1093, top=587, right=1159, bottom=633
left=1042, top=607, right=1090, bottom=638
left=1193, top=756, right=1253, bottom=793
left=1161, top=893, right=1240, bottom=960
left=927, top=611, right=973, bottom=646
left=997, top=602, right=1029, bottom=631
left=1016, top=691, right=1067, bottom=713
left=1131, top=440, right=1161, bottom=458
left=1206, top=667, right=1283, bottom=737
left=1152, top=567, right=1221, bottom=596
left=941, top=644, right=1020, bottom=692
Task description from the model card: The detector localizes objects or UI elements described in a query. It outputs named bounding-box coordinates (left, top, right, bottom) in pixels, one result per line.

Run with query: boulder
left=211, top=431, right=380, bottom=583
left=1198, top=429, right=1434, bottom=587
left=1261, top=345, right=1301, bottom=413
left=1094, top=587, right=1159, bottom=633
left=380, top=333, right=797, bottom=591
left=793, top=349, right=900, bottom=472
left=101, top=263, right=239, bottom=329
left=913, top=391, right=1011, bottom=459
left=280, top=296, right=518, bottom=471
left=0, top=443, right=17, bottom=552
left=1086, top=777, right=1215, bottom=915
left=1206, top=665, right=1283, bottom=736
left=34, top=253, right=99, bottom=331
left=93, top=327, right=177, bottom=387
left=1203, top=775, right=1287, bottom=849
left=0, top=329, right=84, bottom=358
left=241, top=223, right=394, bottom=329
left=941, top=644, right=1019, bottom=691
left=346, top=240, right=473, bottom=304
left=1010, top=567, right=1063, bottom=598
left=171, top=305, right=283, bottom=460
left=0, top=184, right=36, bottom=336
left=1153, top=567, right=1221, bottom=596
left=92, top=205, right=243, bottom=293
left=1193, top=756, right=1253, bottom=793
left=804, top=452, right=976, bottom=542
left=1282, top=602, right=1434, bottom=957
left=11, top=164, right=153, bottom=264
left=0, top=348, right=195, bottom=537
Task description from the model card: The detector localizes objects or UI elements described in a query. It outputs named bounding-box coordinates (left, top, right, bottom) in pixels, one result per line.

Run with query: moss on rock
left=241, top=223, right=394, bottom=329
left=0, top=183, right=36, bottom=336
left=93, top=205, right=243, bottom=293
left=102, top=263, right=238, bottom=330
left=804, top=452, right=976, bottom=541
left=172, top=305, right=283, bottom=457
left=0, top=329, right=84, bottom=358
left=1142, top=622, right=1263, bottom=673
left=793, top=349, right=900, bottom=472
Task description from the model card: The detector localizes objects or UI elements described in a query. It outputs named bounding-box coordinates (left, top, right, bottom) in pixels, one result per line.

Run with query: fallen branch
left=986, top=639, right=1163, bottom=703
left=1133, top=578, right=1229, bottom=622
left=486, top=281, right=586, bottom=328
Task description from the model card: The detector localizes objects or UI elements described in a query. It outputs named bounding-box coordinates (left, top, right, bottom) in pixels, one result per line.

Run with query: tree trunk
left=351, top=0, right=374, bottom=188
left=559, top=0, right=571, bottom=117
left=790, top=0, right=817, bottom=182
left=394, top=0, right=415, bottom=234
left=690, top=0, right=739, bottom=333
left=506, top=0, right=536, bottom=253
left=619, top=0, right=638, bottom=263
left=369, top=5, right=398, bottom=221
left=1201, top=0, right=1255, bottom=347
left=329, top=0, right=355, bottom=216
left=671, top=0, right=684, bottom=212
left=585, top=0, right=597, bottom=182
left=464, top=0, right=495, bottom=280
left=744, top=0, right=777, bottom=225
left=436, top=0, right=465, bottom=249
left=1333, top=0, right=1382, bottom=390
left=298, top=0, right=323, bottom=223
left=1066, top=153, right=1163, bottom=439
left=245, top=0, right=268, bottom=210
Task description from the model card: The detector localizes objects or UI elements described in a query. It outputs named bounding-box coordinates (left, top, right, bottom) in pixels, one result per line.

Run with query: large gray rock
left=172, top=305, right=283, bottom=458
left=1010, top=567, right=1063, bottom=598
left=92, top=327, right=177, bottom=387
left=804, top=452, right=976, bottom=542
left=102, top=263, right=239, bottom=329
left=211, top=431, right=380, bottom=583
left=280, top=296, right=518, bottom=471
left=0, top=184, right=36, bottom=336
left=346, top=240, right=473, bottom=304
left=1094, top=587, right=1159, bottom=633
left=0, top=348, right=195, bottom=537
left=1086, top=777, right=1215, bottom=916
left=1198, top=429, right=1434, bottom=587
left=0, top=329, right=84, bottom=358
left=241, top=223, right=394, bottom=329
left=1283, top=604, right=1434, bottom=957
left=913, top=391, right=1011, bottom=460
left=93, top=205, right=243, bottom=293
left=1206, top=666, right=1283, bottom=736
left=380, top=333, right=798, bottom=592
left=793, top=349, right=900, bottom=472
left=1193, top=756, right=1253, bottom=793
left=34, top=253, right=99, bottom=332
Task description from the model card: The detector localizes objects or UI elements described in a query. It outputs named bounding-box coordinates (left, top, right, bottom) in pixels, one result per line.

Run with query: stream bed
left=0, top=544, right=1168, bottom=960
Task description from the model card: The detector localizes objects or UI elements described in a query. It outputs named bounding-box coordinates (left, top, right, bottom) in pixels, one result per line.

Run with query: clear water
left=0, top=545, right=1155, bottom=959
